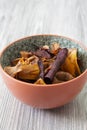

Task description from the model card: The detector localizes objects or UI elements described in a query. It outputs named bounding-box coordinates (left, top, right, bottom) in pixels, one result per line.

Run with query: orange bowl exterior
left=0, top=35, right=87, bottom=109
left=0, top=67, right=87, bottom=109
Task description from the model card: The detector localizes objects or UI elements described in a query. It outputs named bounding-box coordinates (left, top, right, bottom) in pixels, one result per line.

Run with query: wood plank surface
left=0, top=0, right=87, bottom=130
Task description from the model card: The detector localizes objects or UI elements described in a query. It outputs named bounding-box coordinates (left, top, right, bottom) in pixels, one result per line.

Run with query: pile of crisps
left=4, top=43, right=81, bottom=84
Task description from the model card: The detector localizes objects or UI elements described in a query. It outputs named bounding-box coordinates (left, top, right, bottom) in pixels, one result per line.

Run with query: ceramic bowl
left=0, top=35, right=87, bottom=109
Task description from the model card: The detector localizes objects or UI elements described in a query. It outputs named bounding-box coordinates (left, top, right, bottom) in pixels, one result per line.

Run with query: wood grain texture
left=0, top=0, right=87, bottom=130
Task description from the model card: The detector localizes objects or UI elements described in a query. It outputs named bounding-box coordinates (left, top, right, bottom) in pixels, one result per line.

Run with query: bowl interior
left=0, top=35, right=87, bottom=73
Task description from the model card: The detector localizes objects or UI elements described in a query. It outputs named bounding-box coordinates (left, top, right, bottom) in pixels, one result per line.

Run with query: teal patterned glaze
left=0, top=35, right=87, bottom=72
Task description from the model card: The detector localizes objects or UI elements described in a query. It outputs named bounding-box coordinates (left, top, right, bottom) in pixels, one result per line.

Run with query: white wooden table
left=0, top=0, right=87, bottom=130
